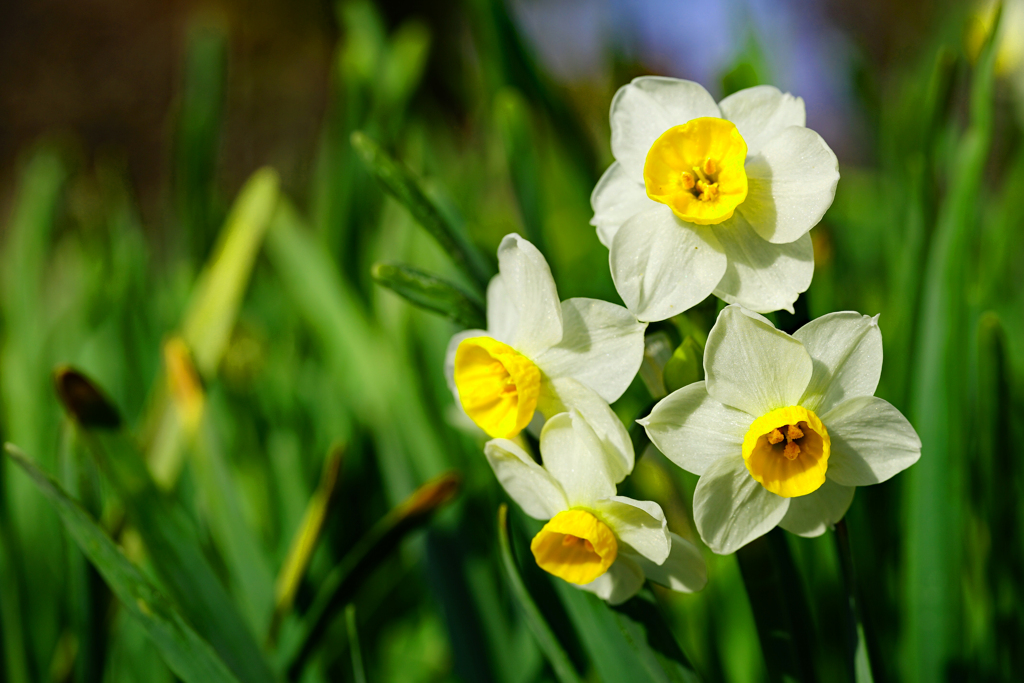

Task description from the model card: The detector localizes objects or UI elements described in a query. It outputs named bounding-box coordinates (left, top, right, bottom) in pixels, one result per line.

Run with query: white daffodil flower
left=486, top=409, right=707, bottom=604
left=591, top=77, right=840, bottom=321
left=445, top=233, right=646, bottom=479
left=640, top=306, right=921, bottom=554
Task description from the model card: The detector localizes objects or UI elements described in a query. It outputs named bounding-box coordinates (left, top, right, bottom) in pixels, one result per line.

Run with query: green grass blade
left=834, top=521, right=876, bottom=683
left=270, top=445, right=344, bottom=642
left=174, top=18, right=228, bottom=261
left=494, top=88, right=546, bottom=253
left=3, top=444, right=241, bottom=683
left=283, top=473, right=461, bottom=679
left=148, top=167, right=280, bottom=488
left=351, top=131, right=493, bottom=291
left=181, top=167, right=280, bottom=377
left=371, top=262, right=486, bottom=329
left=735, top=529, right=819, bottom=683
left=497, top=505, right=582, bottom=683
left=903, top=9, right=1001, bottom=682
left=345, top=605, right=367, bottom=683
left=54, top=368, right=277, bottom=683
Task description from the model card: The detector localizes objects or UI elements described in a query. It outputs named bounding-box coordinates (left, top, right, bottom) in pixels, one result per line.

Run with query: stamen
left=768, top=428, right=784, bottom=445
left=583, top=539, right=595, bottom=553
left=703, top=157, right=717, bottom=176
left=680, top=171, right=695, bottom=190
left=786, top=424, right=804, bottom=441
left=783, top=441, right=801, bottom=460
left=562, top=535, right=579, bottom=547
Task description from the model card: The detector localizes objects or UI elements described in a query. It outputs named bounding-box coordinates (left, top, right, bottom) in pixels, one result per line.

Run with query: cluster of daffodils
left=442, top=77, right=920, bottom=604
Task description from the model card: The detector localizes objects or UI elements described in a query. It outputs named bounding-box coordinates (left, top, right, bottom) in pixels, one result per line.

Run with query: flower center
left=531, top=509, right=618, bottom=585
left=453, top=336, right=541, bottom=439
left=643, top=117, right=748, bottom=226
left=742, top=405, right=830, bottom=498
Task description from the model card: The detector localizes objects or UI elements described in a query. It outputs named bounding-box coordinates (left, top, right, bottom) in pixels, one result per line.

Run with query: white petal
left=495, top=234, right=563, bottom=357
left=610, top=206, right=727, bottom=323
left=778, top=479, right=855, bottom=538
left=631, top=533, right=707, bottom=593
left=712, top=218, right=814, bottom=314
left=703, top=305, right=812, bottom=416
left=738, top=127, right=839, bottom=244
left=718, top=85, right=806, bottom=156
left=540, top=376, right=634, bottom=482
left=794, top=312, right=883, bottom=415
left=822, top=396, right=921, bottom=487
left=578, top=553, right=645, bottom=605
left=484, top=438, right=567, bottom=519
left=444, top=329, right=489, bottom=395
left=639, top=382, right=749, bottom=475
left=538, top=411, right=617, bottom=507
left=486, top=275, right=517, bottom=344
left=591, top=162, right=656, bottom=248
left=610, top=76, right=721, bottom=178
left=591, top=496, right=670, bottom=565
left=534, top=298, right=646, bottom=404
left=693, top=454, right=790, bottom=554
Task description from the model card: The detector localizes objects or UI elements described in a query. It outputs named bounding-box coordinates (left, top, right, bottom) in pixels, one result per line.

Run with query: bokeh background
left=0, top=0, right=1021, bottom=682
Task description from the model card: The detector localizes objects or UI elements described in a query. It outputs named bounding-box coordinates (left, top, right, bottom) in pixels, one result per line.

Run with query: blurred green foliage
left=0, top=1, right=1022, bottom=682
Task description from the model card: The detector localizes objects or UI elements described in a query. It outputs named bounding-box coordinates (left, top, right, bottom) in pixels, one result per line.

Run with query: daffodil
left=640, top=306, right=921, bottom=554
left=591, top=78, right=840, bottom=321
left=446, top=234, right=646, bottom=477
left=486, top=409, right=707, bottom=604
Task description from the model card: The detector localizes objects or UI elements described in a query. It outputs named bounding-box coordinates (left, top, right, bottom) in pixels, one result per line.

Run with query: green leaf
left=663, top=337, right=704, bottom=395
left=345, top=605, right=367, bottom=683
left=497, top=505, right=582, bottom=683
left=351, top=131, right=493, bottom=291
left=3, top=444, right=241, bottom=683
left=833, top=521, right=876, bottom=683
left=283, top=472, right=461, bottom=678
left=53, top=368, right=277, bottom=683
left=903, top=9, right=1001, bottom=683
left=735, top=529, right=819, bottom=683
left=552, top=578, right=704, bottom=683
left=371, top=262, right=486, bottom=329
left=181, top=166, right=280, bottom=377
left=147, top=167, right=281, bottom=488
left=270, top=444, right=344, bottom=641
left=495, top=88, right=546, bottom=252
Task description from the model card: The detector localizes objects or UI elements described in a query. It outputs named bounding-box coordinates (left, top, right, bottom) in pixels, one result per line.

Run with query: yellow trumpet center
left=531, top=509, right=618, bottom=585
left=453, top=336, right=541, bottom=439
left=742, top=405, right=830, bottom=498
left=643, top=117, right=748, bottom=225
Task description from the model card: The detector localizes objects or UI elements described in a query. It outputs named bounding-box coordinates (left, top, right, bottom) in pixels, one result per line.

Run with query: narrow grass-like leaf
left=497, top=505, right=582, bottom=683
left=174, top=18, right=228, bottom=261
left=54, top=367, right=277, bottom=683
left=351, top=131, right=493, bottom=291
left=270, top=444, right=344, bottom=641
left=164, top=338, right=276, bottom=634
left=552, top=578, right=703, bottom=683
left=147, top=167, right=281, bottom=488
left=284, top=472, right=461, bottom=679
left=371, top=262, right=486, bottom=329
left=735, top=529, right=819, bottom=683
left=973, top=314, right=1022, bottom=678
left=345, top=605, right=367, bottom=683
left=495, top=88, right=546, bottom=253
left=3, top=444, right=240, bottom=683
left=834, top=520, right=875, bottom=683
left=904, top=9, right=1000, bottom=682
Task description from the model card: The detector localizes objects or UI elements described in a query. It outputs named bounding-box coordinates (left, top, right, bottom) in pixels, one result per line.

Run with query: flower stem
left=833, top=519, right=876, bottom=683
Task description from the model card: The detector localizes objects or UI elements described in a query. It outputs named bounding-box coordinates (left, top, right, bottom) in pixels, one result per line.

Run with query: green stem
left=834, top=520, right=875, bottom=683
